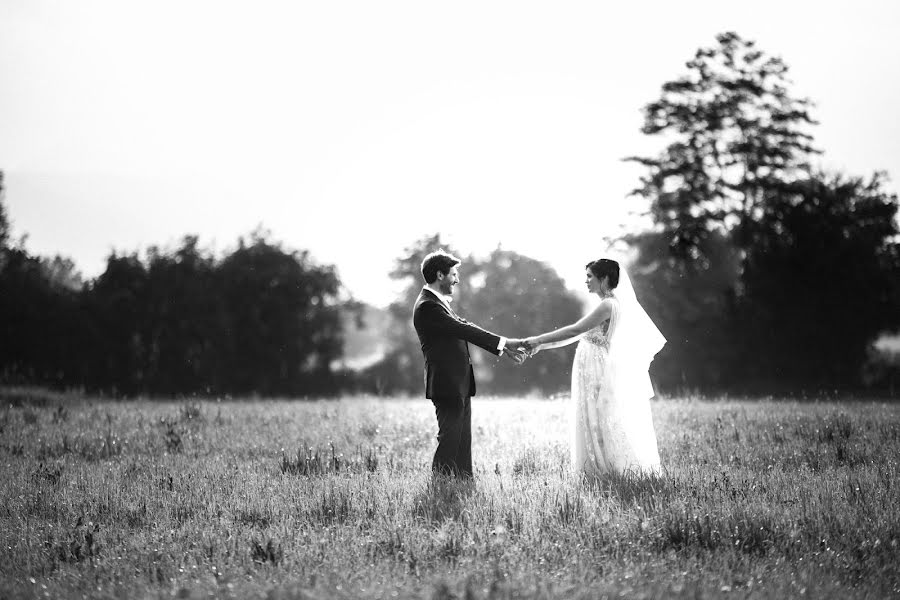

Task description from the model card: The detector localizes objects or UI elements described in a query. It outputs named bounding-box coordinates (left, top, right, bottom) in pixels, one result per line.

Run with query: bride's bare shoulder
left=582, top=299, right=613, bottom=326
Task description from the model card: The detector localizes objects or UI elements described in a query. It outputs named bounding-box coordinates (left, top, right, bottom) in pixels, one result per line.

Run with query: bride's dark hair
left=586, top=259, right=620, bottom=289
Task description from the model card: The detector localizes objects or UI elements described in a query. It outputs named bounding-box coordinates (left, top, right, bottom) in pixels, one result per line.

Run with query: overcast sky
left=2, top=0, right=898, bottom=307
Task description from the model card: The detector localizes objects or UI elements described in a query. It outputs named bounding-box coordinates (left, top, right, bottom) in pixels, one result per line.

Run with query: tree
left=626, top=229, right=742, bottom=391
left=141, top=236, right=225, bottom=394
left=366, top=236, right=584, bottom=396
left=0, top=171, right=353, bottom=395
left=0, top=170, right=8, bottom=250
left=465, top=248, right=583, bottom=394
left=0, top=171, right=9, bottom=278
left=625, top=32, right=900, bottom=393
left=85, top=253, right=152, bottom=392
left=217, top=231, right=344, bottom=395
left=737, top=172, right=900, bottom=390
left=0, top=226, right=350, bottom=396
left=0, top=248, right=88, bottom=386
left=626, top=31, right=818, bottom=260
left=39, top=256, right=84, bottom=292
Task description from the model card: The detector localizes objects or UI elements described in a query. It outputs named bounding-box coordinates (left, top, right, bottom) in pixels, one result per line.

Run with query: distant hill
left=337, top=303, right=392, bottom=370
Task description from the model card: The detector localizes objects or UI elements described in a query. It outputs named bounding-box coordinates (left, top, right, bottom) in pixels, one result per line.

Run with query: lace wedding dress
left=540, top=265, right=664, bottom=477
left=570, top=299, right=661, bottom=476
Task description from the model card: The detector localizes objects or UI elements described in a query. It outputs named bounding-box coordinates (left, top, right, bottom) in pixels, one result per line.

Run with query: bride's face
left=585, top=269, right=604, bottom=295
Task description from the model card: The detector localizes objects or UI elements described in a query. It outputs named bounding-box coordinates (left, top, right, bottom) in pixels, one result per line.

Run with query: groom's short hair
left=421, top=250, right=460, bottom=283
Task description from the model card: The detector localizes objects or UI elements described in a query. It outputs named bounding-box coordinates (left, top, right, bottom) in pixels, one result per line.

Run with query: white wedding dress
left=541, top=266, right=665, bottom=477
left=570, top=300, right=661, bottom=476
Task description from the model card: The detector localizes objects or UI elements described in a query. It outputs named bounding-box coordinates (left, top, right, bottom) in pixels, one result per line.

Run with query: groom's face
left=437, top=266, right=460, bottom=296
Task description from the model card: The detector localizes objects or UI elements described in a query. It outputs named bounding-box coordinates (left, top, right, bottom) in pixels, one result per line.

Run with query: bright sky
left=2, top=1, right=898, bottom=307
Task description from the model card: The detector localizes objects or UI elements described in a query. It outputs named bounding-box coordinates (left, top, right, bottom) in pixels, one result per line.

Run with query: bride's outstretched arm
left=535, top=337, right=581, bottom=351
left=524, top=300, right=613, bottom=351
left=523, top=335, right=580, bottom=357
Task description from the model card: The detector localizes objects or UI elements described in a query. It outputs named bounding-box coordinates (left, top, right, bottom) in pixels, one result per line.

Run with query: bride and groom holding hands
left=413, top=250, right=666, bottom=480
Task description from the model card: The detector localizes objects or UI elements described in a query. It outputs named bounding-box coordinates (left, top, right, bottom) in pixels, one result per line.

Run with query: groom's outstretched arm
left=415, top=302, right=504, bottom=356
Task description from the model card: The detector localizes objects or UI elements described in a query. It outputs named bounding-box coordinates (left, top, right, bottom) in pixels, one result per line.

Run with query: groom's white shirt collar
left=422, top=285, right=453, bottom=313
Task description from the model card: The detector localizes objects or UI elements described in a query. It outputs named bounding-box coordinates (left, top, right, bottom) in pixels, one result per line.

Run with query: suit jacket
left=413, top=288, right=502, bottom=402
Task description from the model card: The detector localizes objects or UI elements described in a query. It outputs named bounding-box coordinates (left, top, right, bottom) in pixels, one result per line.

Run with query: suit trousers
left=432, top=396, right=472, bottom=478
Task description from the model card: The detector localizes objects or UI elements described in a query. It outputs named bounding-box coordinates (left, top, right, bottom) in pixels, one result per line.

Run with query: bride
left=521, top=258, right=666, bottom=476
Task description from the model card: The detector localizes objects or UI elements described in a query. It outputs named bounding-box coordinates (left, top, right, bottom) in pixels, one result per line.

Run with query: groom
left=413, top=250, right=525, bottom=479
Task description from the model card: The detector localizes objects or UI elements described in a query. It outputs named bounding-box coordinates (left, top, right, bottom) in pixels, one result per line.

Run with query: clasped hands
left=503, top=338, right=541, bottom=365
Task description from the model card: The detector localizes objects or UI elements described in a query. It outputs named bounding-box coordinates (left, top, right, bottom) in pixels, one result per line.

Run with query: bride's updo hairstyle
left=586, top=259, right=620, bottom=289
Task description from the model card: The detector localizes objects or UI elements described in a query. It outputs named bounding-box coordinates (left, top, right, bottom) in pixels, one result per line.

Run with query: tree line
left=351, top=234, right=584, bottom=396
left=0, top=202, right=585, bottom=396
left=0, top=213, right=347, bottom=396
left=2, top=32, right=898, bottom=397
left=624, top=32, right=900, bottom=394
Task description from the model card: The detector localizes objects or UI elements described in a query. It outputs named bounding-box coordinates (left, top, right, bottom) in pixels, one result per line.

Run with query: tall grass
left=1, top=391, right=898, bottom=598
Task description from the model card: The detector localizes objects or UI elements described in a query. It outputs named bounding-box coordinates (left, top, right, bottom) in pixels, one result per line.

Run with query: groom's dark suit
left=413, top=288, right=502, bottom=478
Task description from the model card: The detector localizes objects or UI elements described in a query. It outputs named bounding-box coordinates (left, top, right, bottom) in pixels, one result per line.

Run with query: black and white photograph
left=1, top=1, right=899, bottom=598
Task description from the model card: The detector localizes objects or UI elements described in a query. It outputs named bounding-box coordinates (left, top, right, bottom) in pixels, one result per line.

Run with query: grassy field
left=1, top=389, right=899, bottom=599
